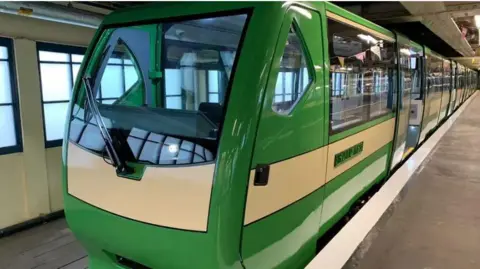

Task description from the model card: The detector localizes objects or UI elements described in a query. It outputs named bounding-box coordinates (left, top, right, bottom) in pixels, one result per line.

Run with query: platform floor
left=0, top=219, right=87, bottom=269
left=354, top=95, right=480, bottom=269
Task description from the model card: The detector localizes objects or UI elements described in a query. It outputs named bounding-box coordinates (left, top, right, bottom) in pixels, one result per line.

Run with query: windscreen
left=68, top=13, right=248, bottom=165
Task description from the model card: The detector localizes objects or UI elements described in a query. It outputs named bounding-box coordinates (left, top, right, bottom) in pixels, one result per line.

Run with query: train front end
left=62, top=3, right=281, bottom=269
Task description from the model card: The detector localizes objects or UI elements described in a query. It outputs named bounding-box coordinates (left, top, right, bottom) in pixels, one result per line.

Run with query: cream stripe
left=244, top=118, right=395, bottom=225
left=326, top=11, right=395, bottom=42
left=244, top=147, right=328, bottom=225
left=67, top=142, right=213, bottom=231
left=326, top=118, right=395, bottom=181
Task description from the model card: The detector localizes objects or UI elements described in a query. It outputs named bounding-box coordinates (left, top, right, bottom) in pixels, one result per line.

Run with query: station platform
left=0, top=94, right=478, bottom=269
left=0, top=219, right=86, bottom=269
left=352, top=95, right=480, bottom=269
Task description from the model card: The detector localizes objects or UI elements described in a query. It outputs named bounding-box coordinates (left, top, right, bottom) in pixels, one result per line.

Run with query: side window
left=37, top=42, right=86, bottom=147
left=272, top=24, right=311, bottom=114
left=0, top=37, right=22, bottom=154
left=327, top=18, right=396, bottom=133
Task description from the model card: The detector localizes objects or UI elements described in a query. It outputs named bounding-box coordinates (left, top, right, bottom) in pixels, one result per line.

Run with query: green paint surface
left=319, top=142, right=391, bottom=235
left=241, top=142, right=392, bottom=269
left=251, top=4, right=327, bottom=168
left=64, top=3, right=290, bottom=269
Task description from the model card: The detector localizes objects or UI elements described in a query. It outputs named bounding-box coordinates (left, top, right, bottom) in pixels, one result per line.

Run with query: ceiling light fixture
left=475, top=15, right=480, bottom=28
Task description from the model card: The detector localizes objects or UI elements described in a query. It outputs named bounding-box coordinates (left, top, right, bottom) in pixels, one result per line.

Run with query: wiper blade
left=82, top=76, right=133, bottom=175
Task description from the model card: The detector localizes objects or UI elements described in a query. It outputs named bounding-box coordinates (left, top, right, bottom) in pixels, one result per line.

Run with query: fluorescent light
left=400, top=48, right=411, bottom=56
left=475, top=15, right=480, bottom=28
left=357, top=34, right=378, bottom=44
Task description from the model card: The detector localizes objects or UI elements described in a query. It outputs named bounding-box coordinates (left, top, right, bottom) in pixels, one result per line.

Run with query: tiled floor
left=0, top=219, right=87, bottom=269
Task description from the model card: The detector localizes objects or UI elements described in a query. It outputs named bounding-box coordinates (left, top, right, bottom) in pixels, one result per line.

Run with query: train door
left=241, top=5, right=327, bottom=269
left=403, top=45, right=425, bottom=153
left=419, top=52, right=442, bottom=143
left=438, top=59, right=450, bottom=122
left=319, top=10, right=396, bottom=236
left=448, top=62, right=456, bottom=116
left=390, top=43, right=415, bottom=169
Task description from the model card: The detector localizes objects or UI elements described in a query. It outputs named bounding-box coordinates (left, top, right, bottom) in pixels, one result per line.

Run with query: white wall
left=0, top=12, right=96, bottom=229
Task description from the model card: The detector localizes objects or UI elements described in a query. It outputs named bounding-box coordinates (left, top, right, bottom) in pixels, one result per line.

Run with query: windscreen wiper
left=82, top=76, right=133, bottom=175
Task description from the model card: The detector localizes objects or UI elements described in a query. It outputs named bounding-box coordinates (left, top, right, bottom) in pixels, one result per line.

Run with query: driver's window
left=98, top=41, right=141, bottom=104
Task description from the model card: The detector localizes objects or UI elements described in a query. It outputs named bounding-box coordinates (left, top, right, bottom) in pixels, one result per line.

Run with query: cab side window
left=272, top=24, right=311, bottom=114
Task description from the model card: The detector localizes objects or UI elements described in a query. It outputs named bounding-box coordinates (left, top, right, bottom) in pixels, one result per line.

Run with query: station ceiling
left=4, top=1, right=480, bottom=70
left=337, top=1, right=480, bottom=70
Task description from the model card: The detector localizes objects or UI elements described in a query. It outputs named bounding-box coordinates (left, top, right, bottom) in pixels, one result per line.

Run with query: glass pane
left=124, top=65, right=138, bottom=90
left=108, top=57, right=123, bottom=64
left=44, top=102, right=69, bottom=141
left=284, top=72, right=293, bottom=94
left=72, top=64, right=81, bottom=84
left=70, top=13, right=248, bottom=166
left=208, top=70, right=219, bottom=93
left=0, top=46, right=7, bottom=60
left=208, top=94, right=219, bottom=103
left=102, top=99, right=116, bottom=105
left=101, top=65, right=123, bottom=98
left=165, top=69, right=181, bottom=95
left=0, top=61, right=12, bottom=104
left=40, top=63, right=71, bottom=102
left=39, top=51, right=69, bottom=62
left=166, top=96, right=182, bottom=109
left=272, top=25, right=311, bottom=114
left=328, top=18, right=396, bottom=132
left=71, top=54, right=84, bottom=63
left=0, top=105, right=16, bottom=148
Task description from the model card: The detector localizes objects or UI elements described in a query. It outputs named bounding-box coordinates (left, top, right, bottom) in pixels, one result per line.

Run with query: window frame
left=326, top=14, right=397, bottom=137
left=0, top=37, right=23, bottom=155
left=37, top=42, right=87, bottom=148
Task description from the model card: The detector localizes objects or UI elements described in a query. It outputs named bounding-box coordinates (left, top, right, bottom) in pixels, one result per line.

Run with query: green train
left=62, top=2, right=478, bottom=269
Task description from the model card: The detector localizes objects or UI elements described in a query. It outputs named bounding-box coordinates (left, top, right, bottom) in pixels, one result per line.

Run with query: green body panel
left=242, top=5, right=328, bottom=269
left=241, top=142, right=391, bottom=269
left=64, top=3, right=289, bottom=269
left=251, top=3, right=327, bottom=167
left=241, top=184, right=322, bottom=269
left=319, top=142, right=391, bottom=235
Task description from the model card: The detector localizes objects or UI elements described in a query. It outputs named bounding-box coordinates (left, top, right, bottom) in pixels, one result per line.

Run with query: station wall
left=0, top=12, right=95, bottom=229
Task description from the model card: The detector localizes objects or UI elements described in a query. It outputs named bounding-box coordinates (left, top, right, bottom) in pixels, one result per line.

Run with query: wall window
left=0, top=37, right=22, bottom=154
left=327, top=18, right=396, bottom=133
left=272, top=24, right=311, bottom=114
left=37, top=42, right=86, bottom=147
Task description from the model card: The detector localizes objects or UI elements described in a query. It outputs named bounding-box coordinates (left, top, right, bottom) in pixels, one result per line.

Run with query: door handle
left=254, top=164, right=270, bottom=186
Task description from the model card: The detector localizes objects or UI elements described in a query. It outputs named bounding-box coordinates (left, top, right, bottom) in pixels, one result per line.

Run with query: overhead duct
left=0, top=2, right=103, bottom=29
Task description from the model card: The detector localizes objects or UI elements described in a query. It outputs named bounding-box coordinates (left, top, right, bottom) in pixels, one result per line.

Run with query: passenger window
left=327, top=18, right=396, bottom=133
left=272, top=24, right=311, bottom=114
